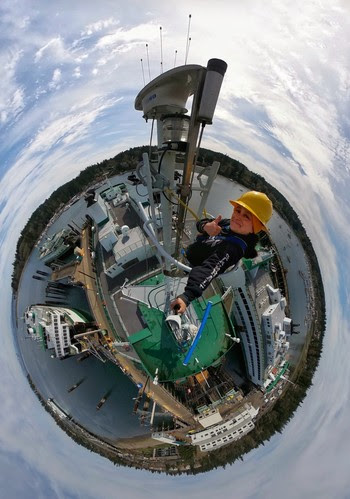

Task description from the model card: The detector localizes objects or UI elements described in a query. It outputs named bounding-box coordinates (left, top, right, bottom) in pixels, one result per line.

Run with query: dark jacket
left=179, top=218, right=258, bottom=305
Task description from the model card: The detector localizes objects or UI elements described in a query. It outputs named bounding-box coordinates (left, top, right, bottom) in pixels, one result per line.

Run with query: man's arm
left=178, top=244, right=243, bottom=306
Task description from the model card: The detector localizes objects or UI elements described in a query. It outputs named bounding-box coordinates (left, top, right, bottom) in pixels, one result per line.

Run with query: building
left=190, top=404, right=259, bottom=452
left=103, top=225, right=156, bottom=279
left=220, top=252, right=290, bottom=388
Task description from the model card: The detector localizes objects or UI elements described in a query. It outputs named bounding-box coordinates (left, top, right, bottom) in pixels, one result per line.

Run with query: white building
left=190, top=404, right=259, bottom=452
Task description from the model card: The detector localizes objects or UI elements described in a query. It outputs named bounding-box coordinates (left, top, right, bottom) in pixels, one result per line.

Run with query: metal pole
left=174, top=80, right=204, bottom=258
left=73, top=329, right=104, bottom=340
left=150, top=400, right=157, bottom=426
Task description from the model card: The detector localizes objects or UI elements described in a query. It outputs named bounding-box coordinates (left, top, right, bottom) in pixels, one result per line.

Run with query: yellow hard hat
left=229, top=191, right=273, bottom=233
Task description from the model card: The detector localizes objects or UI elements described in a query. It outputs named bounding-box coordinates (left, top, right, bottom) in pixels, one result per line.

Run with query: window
left=122, top=258, right=139, bottom=270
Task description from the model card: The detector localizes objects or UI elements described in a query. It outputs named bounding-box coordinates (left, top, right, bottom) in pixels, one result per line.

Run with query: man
left=170, top=191, right=273, bottom=314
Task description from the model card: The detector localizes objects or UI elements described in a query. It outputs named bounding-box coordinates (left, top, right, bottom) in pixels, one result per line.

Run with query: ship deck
left=125, top=293, right=234, bottom=382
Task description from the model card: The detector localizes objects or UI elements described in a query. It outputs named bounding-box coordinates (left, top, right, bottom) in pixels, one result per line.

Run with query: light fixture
left=161, top=114, right=190, bottom=151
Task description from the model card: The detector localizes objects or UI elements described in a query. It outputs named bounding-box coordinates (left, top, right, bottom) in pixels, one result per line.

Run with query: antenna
left=174, top=49, right=177, bottom=68
left=140, top=58, right=145, bottom=86
left=185, top=37, right=192, bottom=65
left=185, top=14, right=192, bottom=64
left=160, top=26, right=163, bottom=74
left=145, top=43, right=151, bottom=81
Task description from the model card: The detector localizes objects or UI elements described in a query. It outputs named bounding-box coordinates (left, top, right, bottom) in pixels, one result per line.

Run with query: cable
left=135, top=182, right=148, bottom=197
left=161, top=189, right=179, bottom=206
left=158, top=148, right=169, bottom=174
left=164, top=188, right=198, bottom=221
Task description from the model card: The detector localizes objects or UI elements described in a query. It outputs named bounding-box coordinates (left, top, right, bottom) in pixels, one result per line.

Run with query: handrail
left=143, top=220, right=191, bottom=272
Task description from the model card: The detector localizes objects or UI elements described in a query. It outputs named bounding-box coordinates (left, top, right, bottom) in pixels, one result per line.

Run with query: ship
left=27, top=58, right=293, bottom=452
left=24, top=305, right=97, bottom=359
left=39, top=228, right=79, bottom=265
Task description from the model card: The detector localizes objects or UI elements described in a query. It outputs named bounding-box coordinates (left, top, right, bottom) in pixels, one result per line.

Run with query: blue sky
left=1, top=1, right=350, bottom=497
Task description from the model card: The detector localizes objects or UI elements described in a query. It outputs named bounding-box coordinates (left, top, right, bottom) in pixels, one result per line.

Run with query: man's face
left=230, top=205, right=254, bottom=234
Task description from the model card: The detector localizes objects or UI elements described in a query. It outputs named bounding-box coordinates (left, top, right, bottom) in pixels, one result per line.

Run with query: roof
left=130, top=294, right=235, bottom=382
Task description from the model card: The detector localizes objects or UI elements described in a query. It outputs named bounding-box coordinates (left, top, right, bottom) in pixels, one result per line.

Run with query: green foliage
left=178, top=444, right=196, bottom=463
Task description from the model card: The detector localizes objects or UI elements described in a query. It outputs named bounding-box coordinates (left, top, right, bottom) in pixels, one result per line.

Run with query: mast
left=134, top=58, right=227, bottom=309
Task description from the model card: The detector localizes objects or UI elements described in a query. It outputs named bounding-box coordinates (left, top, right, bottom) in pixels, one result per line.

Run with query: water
left=15, top=174, right=148, bottom=440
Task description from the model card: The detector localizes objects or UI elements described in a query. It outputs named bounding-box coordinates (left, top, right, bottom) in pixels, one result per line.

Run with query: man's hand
left=170, top=297, right=187, bottom=314
left=203, top=215, right=222, bottom=236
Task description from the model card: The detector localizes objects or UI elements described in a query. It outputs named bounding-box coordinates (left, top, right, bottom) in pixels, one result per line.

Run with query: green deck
left=137, top=274, right=165, bottom=286
left=131, top=294, right=234, bottom=382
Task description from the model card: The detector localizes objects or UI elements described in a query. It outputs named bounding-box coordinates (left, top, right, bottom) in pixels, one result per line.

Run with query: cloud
left=81, top=17, right=119, bottom=36
left=95, top=23, right=158, bottom=49
left=34, top=37, right=70, bottom=63
left=48, top=68, right=62, bottom=90
left=0, top=49, right=25, bottom=124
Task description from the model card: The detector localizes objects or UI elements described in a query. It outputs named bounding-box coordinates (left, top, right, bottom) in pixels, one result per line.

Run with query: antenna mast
left=185, top=14, right=192, bottom=64
left=146, top=43, right=151, bottom=81
left=160, top=26, right=163, bottom=73
left=140, top=59, right=145, bottom=86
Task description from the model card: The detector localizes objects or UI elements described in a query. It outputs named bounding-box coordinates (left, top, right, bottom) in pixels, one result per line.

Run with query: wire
left=135, top=182, right=148, bottom=197
left=164, top=187, right=199, bottom=220
left=190, top=122, right=206, bottom=191
left=185, top=14, right=192, bottom=65
left=158, top=148, right=169, bottom=174
left=147, top=281, right=166, bottom=308
left=161, top=190, right=179, bottom=206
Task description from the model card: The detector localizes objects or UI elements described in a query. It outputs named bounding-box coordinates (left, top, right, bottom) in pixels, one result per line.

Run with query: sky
left=1, top=0, right=350, bottom=497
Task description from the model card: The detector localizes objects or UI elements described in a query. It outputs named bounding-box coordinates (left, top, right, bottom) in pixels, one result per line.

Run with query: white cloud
left=73, top=66, right=81, bottom=78
left=34, top=37, right=70, bottom=63
left=0, top=49, right=25, bottom=124
left=48, top=68, right=62, bottom=89
left=95, top=23, right=159, bottom=49
left=81, top=17, right=119, bottom=36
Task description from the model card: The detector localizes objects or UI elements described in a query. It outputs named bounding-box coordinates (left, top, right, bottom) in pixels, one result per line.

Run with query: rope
left=164, top=187, right=200, bottom=221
